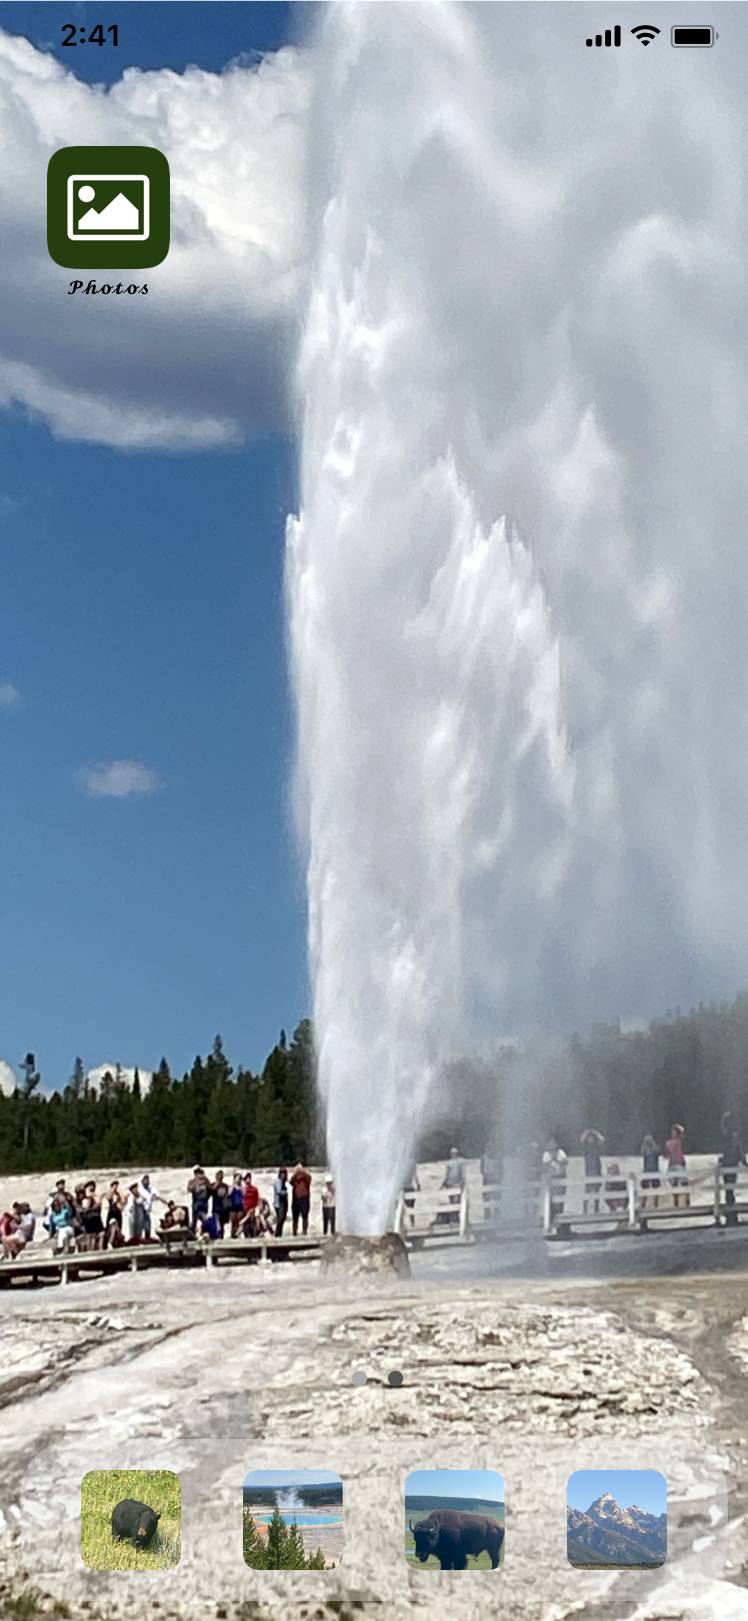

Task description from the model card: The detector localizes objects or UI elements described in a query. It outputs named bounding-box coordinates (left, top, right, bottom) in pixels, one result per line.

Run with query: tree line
left=242, top=1507, right=329, bottom=1570
left=2, top=990, right=747, bottom=1176
left=422, top=990, right=748, bottom=1160
left=0, top=1022, right=321, bottom=1175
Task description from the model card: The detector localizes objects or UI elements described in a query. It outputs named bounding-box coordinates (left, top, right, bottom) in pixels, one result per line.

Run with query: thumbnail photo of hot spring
left=242, top=1469, right=343, bottom=1569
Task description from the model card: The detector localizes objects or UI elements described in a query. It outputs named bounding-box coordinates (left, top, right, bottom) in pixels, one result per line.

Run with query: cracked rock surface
left=0, top=1263, right=747, bottom=1620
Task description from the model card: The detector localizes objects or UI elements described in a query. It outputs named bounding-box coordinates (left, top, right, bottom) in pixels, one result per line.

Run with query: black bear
left=111, top=1498, right=160, bottom=1548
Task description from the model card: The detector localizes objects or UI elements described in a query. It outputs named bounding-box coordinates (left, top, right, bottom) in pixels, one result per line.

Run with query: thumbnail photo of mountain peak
left=567, top=1471, right=667, bottom=1569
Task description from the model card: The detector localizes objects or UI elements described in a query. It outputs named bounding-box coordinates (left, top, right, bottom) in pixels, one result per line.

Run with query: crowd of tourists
left=5, top=1115, right=746, bottom=1263
left=0, top=1162, right=338, bottom=1260
left=424, top=1116, right=748, bottom=1230
left=540, top=1110, right=747, bottom=1223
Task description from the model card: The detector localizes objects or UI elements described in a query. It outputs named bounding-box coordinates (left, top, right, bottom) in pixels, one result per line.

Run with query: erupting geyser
left=287, top=4, right=748, bottom=1234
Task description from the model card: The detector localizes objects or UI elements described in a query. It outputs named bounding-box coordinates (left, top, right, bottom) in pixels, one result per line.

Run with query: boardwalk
left=3, top=1154, right=748, bottom=1289
left=0, top=1232, right=321, bottom=1288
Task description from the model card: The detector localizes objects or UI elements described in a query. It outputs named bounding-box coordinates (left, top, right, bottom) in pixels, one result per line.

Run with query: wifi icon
left=631, top=24, right=661, bottom=44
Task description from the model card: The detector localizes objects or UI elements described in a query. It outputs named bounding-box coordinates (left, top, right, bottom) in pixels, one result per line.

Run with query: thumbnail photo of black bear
left=80, top=1470, right=181, bottom=1570
left=404, top=1469, right=505, bottom=1570
left=567, top=1469, right=667, bottom=1568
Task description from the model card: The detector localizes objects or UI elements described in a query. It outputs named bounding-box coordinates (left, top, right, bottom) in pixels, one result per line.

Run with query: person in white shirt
left=542, top=1138, right=568, bottom=1219
left=138, top=1173, right=164, bottom=1239
left=321, top=1176, right=336, bottom=1236
left=124, top=1183, right=147, bottom=1244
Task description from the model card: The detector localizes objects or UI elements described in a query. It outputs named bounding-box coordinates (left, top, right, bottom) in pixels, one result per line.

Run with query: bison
left=409, top=1507, right=504, bottom=1569
left=111, top=1498, right=160, bottom=1549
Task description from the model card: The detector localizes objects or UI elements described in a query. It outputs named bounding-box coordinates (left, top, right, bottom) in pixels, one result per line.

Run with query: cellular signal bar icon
left=586, top=24, right=621, bottom=46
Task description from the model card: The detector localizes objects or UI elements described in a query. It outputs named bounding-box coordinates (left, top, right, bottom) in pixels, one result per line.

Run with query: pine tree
left=242, top=1511, right=266, bottom=1569
left=70, top=1057, right=86, bottom=1099
left=140, top=1059, right=175, bottom=1162
left=265, top=1505, right=288, bottom=1569
left=284, top=1520, right=307, bottom=1569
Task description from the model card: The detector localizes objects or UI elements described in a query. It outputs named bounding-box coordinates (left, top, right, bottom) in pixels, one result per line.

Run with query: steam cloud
left=288, top=4, right=747, bottom=1232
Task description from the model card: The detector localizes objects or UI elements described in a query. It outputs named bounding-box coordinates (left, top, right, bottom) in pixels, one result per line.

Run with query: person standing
left=719, top=1111, right=746, bottom=1227
left=290, top=1161, right=312, bottom=1235
left=441, top=1147, right=465, bottom=1196
left=79, top=1181, right=104, bottom=1250
left=640, top=1135, right=661, bottom=1211
left=437, top=1146, right=466, bottom=1226
left=124, top=1182, right=147, bottom=1244
left=542, top=1138, right=568, bottom=1222
left=273, top=1167, right=289, bottom=1237
left=46, top=1193, right=76, bottom=1253
left=103, top=1180, right=125, bottom=1247
left=229, top=1173, right=245, bottom=1237
left=664, top=1123, right=688, bottom=1208
left=211, top=1173, right=231, bottom=1238
left=241, top=1172, right=260, bottom=1237
left=402, top=1161, right=420, bottom=1228
left=187, top=1166, right=211, bottom=1231
left=479, top=1147, right=502, bottom=1219
left=138, top=1173, right=164, bottom=1240
left=321, top=1175, right=336, bottom=1236
left=580, top=1129, right=605, bottom=1214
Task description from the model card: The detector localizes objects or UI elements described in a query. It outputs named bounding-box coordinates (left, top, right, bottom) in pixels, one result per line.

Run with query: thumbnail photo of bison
left=80, top=1469, right=181, bottom=1570
left=404, top=1469, right=505, bottom=1571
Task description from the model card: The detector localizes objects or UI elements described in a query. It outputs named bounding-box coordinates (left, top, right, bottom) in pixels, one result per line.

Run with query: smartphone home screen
left=0, top=5, right=744, bottom=1620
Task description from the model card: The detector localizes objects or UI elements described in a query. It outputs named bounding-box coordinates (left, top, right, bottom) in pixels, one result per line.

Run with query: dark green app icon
left=47, top=146, right=170, bottom=269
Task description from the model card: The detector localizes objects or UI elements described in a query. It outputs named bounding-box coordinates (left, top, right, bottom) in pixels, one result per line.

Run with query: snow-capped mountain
left=587, top=1492, right=648, bottom=1533
left=567, top=1490, right=666, bottom=1567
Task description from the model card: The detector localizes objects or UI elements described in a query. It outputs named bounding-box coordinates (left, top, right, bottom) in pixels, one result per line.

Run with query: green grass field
left=404, top=1506, right=505, bottom=1571
left=80, top=1470, right=181, bottom=1571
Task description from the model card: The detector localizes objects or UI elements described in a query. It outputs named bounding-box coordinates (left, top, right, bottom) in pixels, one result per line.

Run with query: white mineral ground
left=3, top=1159, right=748, bottom=1621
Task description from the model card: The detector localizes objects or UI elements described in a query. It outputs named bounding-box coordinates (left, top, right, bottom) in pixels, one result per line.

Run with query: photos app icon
left=47, top=146, right=169, bottom=268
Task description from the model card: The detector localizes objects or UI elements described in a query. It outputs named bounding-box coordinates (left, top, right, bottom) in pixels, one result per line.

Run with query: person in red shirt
left=290, top=1162, right=312, bottom=1235
left=241, top=1173, right=260, bottom=1237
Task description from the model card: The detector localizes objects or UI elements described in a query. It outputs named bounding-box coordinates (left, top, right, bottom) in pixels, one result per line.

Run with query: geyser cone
left=319, top=1232, right=410, bottom=1278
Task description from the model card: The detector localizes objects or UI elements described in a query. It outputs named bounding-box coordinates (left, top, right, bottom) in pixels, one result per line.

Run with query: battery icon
left=671, top=25, right=717, bottom=46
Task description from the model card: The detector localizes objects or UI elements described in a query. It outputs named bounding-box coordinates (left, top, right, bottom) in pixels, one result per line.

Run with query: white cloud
left=0, top=28, right=309, bottom=449
left=87, top=1063, right=153, bottom=1095
left=77, top=759, right=163, bottom=798
left=0, top=1059, right=17, bottom=1097
left=0, top=682, right=20, bottom=708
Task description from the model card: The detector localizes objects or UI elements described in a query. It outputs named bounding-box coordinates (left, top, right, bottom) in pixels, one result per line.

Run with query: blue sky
left=405, top=1470, right=505, bottom=1505
left=0, top=2, right=308, bottom=1088
left=244, top=1470, right=341, bottom=1490
left=0, top=3, right=293, bottom=82
left=567, top=1471, right=667, bottom=1516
